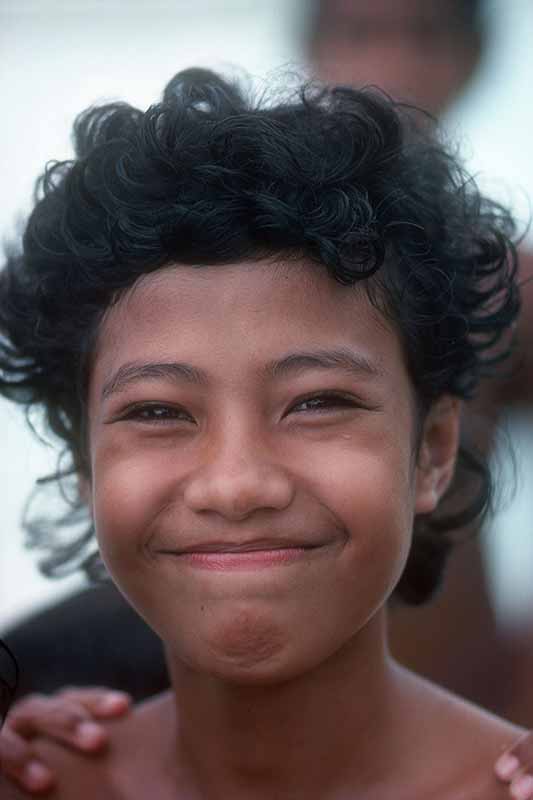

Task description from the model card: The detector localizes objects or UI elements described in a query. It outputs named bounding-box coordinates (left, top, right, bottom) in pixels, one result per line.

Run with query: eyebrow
left=263, top=348, right=383, bottom=381
left=101, top=348, right=383, bottom=401
left=101, top=362, right=207, bottom=400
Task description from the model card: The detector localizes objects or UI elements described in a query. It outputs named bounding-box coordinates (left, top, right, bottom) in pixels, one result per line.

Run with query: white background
left=2, top=0, right=533, bottom=632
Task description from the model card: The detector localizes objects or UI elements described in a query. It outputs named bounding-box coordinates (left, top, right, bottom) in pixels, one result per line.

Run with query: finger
left=496, top=734, right=533, bottom=782
left=0, top=727, right=54, bottom=794
left=56, top=687, right=132, bottom=719
left=7, top=696, right=108, bottom=752
left=510, top=772, right=533, bottom=800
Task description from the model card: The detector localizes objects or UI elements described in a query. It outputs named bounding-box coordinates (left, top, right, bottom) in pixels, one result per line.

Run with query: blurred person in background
left=4, top=0, right=533, bottom=795
left=309, top=0, right=533, bottom=731
left=308, top=0, right=483, bottom=115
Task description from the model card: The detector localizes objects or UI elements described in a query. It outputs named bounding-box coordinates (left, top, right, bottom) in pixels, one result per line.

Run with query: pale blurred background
left=2, top=0, right=533, bottom=643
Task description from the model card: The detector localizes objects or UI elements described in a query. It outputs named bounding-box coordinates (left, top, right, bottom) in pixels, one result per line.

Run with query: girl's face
left=87, top=260, right=458, bottom=684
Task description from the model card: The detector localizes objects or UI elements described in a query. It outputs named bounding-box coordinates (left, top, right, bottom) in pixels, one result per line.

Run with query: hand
left=0, top=687, right=131, bottom=794
left=495, top=733, right=533, bottom=799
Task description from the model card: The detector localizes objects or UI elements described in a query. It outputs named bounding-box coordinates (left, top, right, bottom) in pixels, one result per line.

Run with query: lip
left=155, top=539, right=327, bottom=571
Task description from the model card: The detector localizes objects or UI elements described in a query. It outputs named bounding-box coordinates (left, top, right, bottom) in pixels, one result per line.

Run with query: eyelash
left=289, top=392, right=361, bottom=415
left=117, top=392, right=362, bottom=425
left=118, top=403, right=192, bottom=424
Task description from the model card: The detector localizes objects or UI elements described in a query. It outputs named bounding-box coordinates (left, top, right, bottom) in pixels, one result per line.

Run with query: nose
left=183, top=426, right=294, bottom=521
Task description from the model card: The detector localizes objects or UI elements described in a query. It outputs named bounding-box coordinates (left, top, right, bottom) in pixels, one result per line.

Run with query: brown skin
left=6, top=681, right=524, bottom=800
left=5, top=258, right=523, bottom=798
left=89, top=262, right=424, bottom=690
left=1, top=693, right=532, bottom=798
left=309, top=0, right=481, bottom=117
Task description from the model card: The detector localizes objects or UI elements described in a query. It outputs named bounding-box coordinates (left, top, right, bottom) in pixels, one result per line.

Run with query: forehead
left=91, top=259, right=405, bottom=387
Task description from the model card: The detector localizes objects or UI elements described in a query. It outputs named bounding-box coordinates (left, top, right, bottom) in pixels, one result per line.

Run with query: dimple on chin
left=203, top=607, right=289, bottom=676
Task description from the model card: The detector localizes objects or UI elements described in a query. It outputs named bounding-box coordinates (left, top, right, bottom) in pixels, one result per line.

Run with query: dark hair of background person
left=0, top=67, right=519, bottom=606
left=0, top=640, right=19, bottom=726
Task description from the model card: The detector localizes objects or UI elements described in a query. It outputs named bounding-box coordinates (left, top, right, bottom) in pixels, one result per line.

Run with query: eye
left=288, top=392, right=360, bottom=415
left=117, top=403, right=195, bottom=424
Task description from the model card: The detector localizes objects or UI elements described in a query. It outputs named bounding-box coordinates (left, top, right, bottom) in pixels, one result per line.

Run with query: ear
left=414, top=396, right=461, bottom=515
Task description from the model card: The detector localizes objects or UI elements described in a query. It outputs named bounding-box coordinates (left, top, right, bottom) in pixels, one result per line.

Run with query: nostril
left=183, top=466, right=294, bottom=519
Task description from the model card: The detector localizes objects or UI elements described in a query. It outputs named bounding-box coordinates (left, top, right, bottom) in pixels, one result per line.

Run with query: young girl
left=0, top=68, right=525, bottom=798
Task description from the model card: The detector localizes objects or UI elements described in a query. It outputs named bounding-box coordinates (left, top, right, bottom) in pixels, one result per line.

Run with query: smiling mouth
left=156, top=542, right=324, bottom=571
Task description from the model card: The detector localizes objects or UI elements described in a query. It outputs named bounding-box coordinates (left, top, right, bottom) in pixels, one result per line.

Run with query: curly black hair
left=0, top=68, right=519, bottom=604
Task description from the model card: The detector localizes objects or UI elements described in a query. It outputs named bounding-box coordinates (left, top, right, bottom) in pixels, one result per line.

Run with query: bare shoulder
left=396, top=666, right=525, bottom=799
left=443, top=703, right=523, bottom=800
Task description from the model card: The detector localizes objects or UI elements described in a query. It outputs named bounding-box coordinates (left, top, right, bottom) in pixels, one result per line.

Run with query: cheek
left=90, top=447, right=186, bottom=635
left=90, top=444, right=170, bottom=572
left=318, top=442, right=415, bottom=606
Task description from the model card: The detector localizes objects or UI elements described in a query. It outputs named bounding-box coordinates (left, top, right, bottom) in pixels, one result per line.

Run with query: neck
left=163, top=610, right=409, bottom=799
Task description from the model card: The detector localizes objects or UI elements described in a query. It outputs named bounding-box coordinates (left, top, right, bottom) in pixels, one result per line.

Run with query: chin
left=163, top=607, right=322, bottom=687
left=194, top=608, right=296, bottom=683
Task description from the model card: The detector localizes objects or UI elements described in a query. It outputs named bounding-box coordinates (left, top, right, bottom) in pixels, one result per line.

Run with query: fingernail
left=97, top=692, right=129, bottom=712
left=77, top=720, right=105, bottom=747
left=512, top=774, right=533, bottom=800
left=496, top=753, right=520, bottom=780
left=23, top=760, right=53, bottom=790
